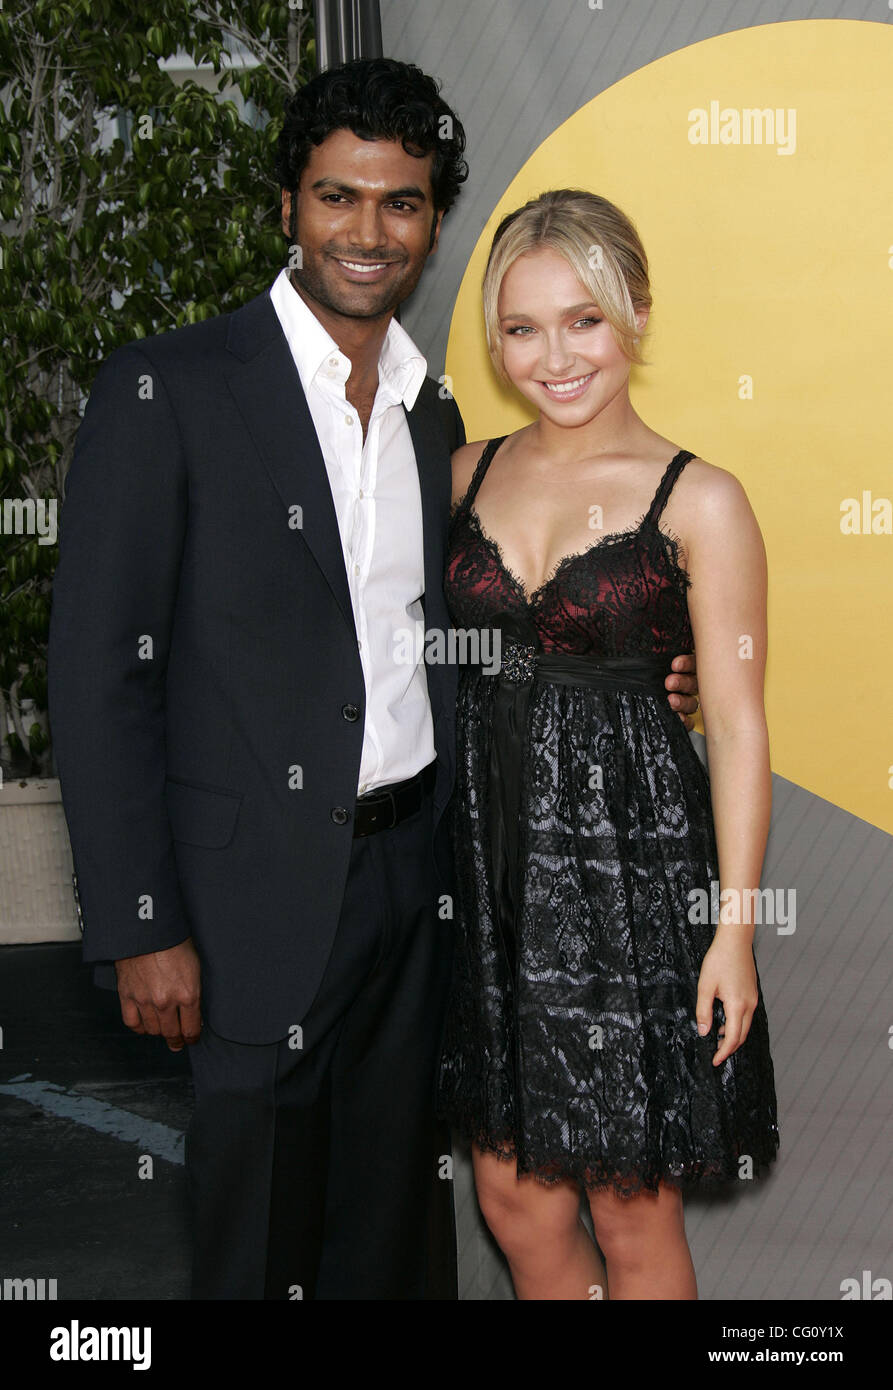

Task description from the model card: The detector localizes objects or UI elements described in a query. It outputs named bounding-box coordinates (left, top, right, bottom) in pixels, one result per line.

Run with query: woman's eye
left=504, top=319, right=602, bottom=335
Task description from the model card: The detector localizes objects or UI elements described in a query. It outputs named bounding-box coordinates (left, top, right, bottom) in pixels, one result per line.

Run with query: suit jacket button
left=331, top=806, right=350, bottom=826
left=342, top=703, right=360, bottom=722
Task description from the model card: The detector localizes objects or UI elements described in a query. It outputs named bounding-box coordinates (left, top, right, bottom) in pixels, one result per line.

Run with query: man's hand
left=665, top=652, right=700, bottom=731
left=115, top=938, right=202, bottom=1052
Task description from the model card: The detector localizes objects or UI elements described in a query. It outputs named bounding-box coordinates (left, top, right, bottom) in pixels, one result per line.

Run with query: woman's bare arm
left=684, top=462, right=771, bottom=1065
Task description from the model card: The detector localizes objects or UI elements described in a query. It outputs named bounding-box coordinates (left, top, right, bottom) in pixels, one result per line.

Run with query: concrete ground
left=0, top=941, right=510, bottom=1304
left=0, top=943, right=191, bottom=1300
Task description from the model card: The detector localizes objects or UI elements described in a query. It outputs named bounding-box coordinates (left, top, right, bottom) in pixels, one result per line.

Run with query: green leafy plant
left=0, top=0, right=313, bottom=777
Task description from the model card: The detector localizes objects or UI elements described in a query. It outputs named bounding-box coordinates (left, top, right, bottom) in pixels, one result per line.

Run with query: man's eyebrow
left=309, top=178, right=428, bottom=201
left=500, top=302, right=601, bottom=320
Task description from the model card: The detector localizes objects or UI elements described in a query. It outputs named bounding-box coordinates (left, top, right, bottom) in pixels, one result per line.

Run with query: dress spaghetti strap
left=644, top=449, right=695, bottom=528
left=456, top=435, right=509, bottom=515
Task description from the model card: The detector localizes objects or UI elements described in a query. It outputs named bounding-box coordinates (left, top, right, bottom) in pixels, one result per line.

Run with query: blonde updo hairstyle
left=482, top=188, right=652, bottom=385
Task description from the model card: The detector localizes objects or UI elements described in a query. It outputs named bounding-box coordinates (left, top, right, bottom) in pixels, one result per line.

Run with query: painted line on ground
left=0, top=1074, right=184, bottom=1165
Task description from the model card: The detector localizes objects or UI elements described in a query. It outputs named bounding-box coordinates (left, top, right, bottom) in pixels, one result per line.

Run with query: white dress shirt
left=269, top=267, right=436, bottom=796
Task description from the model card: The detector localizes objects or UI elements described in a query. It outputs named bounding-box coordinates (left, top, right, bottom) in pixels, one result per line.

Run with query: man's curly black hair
left=275, top=57, right=468, bottom=246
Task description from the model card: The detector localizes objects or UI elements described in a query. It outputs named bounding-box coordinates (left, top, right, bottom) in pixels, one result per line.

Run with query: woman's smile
left=537, top=370, right=597, bottom=400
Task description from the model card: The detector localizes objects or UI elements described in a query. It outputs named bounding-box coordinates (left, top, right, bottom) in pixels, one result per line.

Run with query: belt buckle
left=359, top=786, right=398, bottom=834
left=377, top=788, right=398, bottom=831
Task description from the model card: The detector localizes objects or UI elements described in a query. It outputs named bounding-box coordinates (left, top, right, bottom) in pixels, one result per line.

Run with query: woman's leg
left=472, top=1144, right=608, bottom=1300
left=587, top=1180, right=697, bottom=1300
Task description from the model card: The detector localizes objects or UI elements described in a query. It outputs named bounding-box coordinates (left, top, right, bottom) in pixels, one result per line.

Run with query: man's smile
left=332, top=256, right=399, bottom=282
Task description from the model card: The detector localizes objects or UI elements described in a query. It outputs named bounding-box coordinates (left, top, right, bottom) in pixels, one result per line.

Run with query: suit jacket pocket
left=165, top=777, right=243, bottom=849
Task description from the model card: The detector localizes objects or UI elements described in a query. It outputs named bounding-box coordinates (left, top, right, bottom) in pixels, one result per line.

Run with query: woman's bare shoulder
left=676, top=455, right=754, bottom=519
left=670, top=455, right=763, bottom=566
left=450, top=438, right=491, bottom=507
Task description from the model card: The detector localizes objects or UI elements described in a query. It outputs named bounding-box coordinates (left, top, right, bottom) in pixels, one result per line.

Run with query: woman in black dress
left=437, top=190, right=779, bottom=1299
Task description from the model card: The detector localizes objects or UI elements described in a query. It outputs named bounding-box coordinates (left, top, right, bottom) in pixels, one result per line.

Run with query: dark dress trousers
left=47, top=287, right=466, bottom=1298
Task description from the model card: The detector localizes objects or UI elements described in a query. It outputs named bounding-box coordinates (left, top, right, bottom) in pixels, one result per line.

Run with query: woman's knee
left=589, top=1181, right=684, bottom=1262
left=473, top=1149, right=581, bottom=1256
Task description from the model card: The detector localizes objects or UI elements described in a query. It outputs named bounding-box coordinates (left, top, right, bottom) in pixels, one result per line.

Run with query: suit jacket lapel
left=223, top=291, right=450, bottom=670
left=402, top=390, right=449, bottom=643
left=224, top=292, right=356, bottom=636
left=403, top=389, right=456, bottom=812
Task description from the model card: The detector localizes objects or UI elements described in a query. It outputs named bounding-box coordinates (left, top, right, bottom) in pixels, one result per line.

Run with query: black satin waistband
left=526, top=650, right=674, bottom=691
left=471, top=640, right=676, bottom=692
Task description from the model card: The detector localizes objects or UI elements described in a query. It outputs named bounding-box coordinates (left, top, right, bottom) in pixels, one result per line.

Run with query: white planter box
left=0, top=777, right=80, bottom=943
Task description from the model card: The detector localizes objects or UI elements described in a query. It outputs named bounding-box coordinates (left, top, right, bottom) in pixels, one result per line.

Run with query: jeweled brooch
left=501, top=640, right=539, bottom=682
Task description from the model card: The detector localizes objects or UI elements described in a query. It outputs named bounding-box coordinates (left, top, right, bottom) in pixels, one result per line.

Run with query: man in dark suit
left=48, top=57, right=700, bottom=1300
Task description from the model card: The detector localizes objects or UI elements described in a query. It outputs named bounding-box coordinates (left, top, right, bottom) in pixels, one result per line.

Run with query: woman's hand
left=695, top=935, right=759, bottom=1066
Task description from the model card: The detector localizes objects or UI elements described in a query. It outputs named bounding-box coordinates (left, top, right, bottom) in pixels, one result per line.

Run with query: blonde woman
left=437, top=190, right=779, bottom=1300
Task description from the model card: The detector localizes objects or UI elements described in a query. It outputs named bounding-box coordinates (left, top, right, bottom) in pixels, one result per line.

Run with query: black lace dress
left=436, top=437, right=779, bottom=1196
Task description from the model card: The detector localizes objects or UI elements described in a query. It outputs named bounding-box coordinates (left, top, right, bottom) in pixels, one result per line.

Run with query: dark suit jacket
left=48, top=288, right=466, bottom=1044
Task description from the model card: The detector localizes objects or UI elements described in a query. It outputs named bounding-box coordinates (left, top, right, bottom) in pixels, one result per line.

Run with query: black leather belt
left=353, top=759, right=436, bottom=837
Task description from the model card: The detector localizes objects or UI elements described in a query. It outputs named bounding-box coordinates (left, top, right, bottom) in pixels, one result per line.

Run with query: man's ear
left=428, top=208, right=445, bottom=254
left=281, top=188, right=294, bottom=240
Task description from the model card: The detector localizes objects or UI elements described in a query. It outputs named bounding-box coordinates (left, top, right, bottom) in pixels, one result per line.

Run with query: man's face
left=280, top=128, right=444, bottom=322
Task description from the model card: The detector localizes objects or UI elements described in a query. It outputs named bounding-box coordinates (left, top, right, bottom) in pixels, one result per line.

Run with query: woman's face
left=496, top=246, right=647, bottom=425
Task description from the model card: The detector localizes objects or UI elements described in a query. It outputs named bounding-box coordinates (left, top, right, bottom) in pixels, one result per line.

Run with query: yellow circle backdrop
left=445, top=18, right=893, bottom=836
